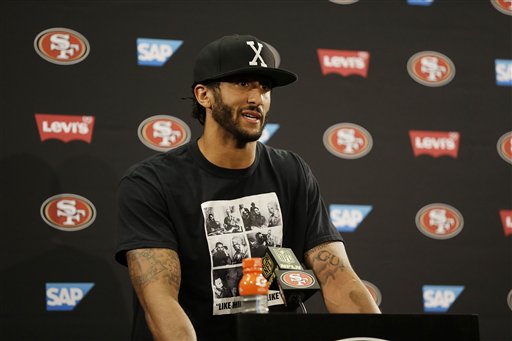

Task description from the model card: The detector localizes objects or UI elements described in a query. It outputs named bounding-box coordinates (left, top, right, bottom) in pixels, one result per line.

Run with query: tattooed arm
left=127, top=248, right=197, bottom=341
left=305, top=241, right=381, bottom=314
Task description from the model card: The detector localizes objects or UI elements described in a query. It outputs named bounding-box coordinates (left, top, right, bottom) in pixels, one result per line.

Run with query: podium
left=235, top=313, right=479, bottom=341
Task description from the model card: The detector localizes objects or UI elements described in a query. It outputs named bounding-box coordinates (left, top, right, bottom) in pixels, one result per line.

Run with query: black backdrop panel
left=1, top=1, right=511, bottom=340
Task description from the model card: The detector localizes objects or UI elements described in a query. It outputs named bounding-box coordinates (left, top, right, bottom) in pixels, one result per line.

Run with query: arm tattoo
left=306, top=244, right=346, bottom=283
left=127, top=249, right=181, bottom=291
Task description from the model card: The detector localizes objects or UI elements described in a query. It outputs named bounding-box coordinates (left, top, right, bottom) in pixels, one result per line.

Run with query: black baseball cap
left=192, top=34, right=297, bottom=88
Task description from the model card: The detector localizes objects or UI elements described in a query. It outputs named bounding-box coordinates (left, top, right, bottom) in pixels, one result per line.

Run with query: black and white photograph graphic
left=210, top=239, right=233, bottom=267
left=212, top=267, right=243, bottom=299
left=247, top=228, right=282, bottom=258
left=230, top=235, right=249, bottom=264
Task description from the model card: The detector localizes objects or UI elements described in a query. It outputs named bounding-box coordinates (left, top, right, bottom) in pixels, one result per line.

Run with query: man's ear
left=194, top=84, right=213, bottom=110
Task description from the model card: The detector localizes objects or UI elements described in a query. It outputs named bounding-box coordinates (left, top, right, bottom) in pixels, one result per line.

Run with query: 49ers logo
left=407, top=51, right=455, bottom=87
left=280, top=271, right=316, bottom=288
left=497, top=131, right=512, bottom=164
left=491, top=0, right=512, bottom=16
left=138, top=115, right=191, bottom=152
left=34, top=28, right=90, bottom=65
left=416, top=203, right=464, bottom=240
left=323, top=123, right=373, bottom=159
left=41, top=194, right=96, bottom=231
left=362, top=280, right=382, bottom=306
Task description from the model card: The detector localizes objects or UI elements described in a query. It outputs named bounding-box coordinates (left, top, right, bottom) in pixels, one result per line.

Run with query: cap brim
left=196, top=67, right=298, bottom=88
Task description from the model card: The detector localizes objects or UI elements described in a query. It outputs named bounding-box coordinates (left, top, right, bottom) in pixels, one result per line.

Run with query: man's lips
left=241, top=109, right=263, bottom=121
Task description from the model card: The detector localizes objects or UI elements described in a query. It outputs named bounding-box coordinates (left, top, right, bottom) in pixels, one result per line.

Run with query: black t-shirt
left=115, top=141, right=343, bottom=341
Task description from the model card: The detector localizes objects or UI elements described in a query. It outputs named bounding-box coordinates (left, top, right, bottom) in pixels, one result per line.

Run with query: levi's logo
left=317, top=49, right=370, bottom=78
left=35, top=114, right=95, bottom=143
left=409, top=130, right=460, bottom=158
left=500, top=210, right=512, bottom=236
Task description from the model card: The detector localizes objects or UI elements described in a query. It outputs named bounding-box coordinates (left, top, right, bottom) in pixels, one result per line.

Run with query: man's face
left=233, top=240, right=241, bottom=251
left=214, top=278, right=223, bottom=289
left=210, top=78, right=271, bottom=144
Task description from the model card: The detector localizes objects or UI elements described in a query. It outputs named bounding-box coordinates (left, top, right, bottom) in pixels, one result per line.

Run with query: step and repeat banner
left=1, top=1, right=511, bottom=340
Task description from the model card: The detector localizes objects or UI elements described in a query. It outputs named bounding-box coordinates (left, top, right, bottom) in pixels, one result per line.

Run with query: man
left=211, top=242, right=232, bottom=266
left=115, top=34, right=380, bottom=341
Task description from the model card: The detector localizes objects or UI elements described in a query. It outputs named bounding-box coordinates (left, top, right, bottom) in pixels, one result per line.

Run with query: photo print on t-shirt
left=201, top=192, right=284, bottom=315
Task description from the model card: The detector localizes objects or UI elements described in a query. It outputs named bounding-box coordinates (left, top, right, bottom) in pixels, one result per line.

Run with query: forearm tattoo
left=306, top=244, right=346, bottom=283
left=127, top=249, right=181, bottom=291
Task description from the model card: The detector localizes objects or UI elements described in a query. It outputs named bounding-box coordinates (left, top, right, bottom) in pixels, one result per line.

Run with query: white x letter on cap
left=246, top=41, right=268, bottom=67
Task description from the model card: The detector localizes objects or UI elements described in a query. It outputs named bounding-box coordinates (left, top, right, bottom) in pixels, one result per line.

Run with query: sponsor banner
left=138, top=115, right=191, bottom=151
left=323, top=123, right=373, bottom=159
left=422, top=285, right=464, bottom=313
left=407, top=51, right=455, bottom=87
left=35, top=114, right=95, bottom=143
left=40, top=194, right=96, bottom=232
left=34, top=28, right=89, bottom=65
left=497, top=131, right=512, bottom=164
left=362, top=280, right=382, bottom=306
left=137, top=38, right=183, bottom=66
left=317, top=49, right=370, bottom=78
left=259, top=123, right=280, bottom=144
left=491, top=0, right=512, bottom=16
left=499, top=210, right=512, bottom=236
left=329, top=0, right=360, bottom=4
left=329, top=204, right=373, bottom=232
left=46, top=283, right=94, bottom=311
left=495, top=59, right=512, bottom=86
left=407, top=0, right=434, bottom=5
left=409, top=130, right=460, bottom=158
left=508, top=289, right=512, bottom=311
left=415, top=203, right=463, bottom=240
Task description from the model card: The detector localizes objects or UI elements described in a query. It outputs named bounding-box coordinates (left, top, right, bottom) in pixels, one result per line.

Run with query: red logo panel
left=41, top=194, right=96, bottom=232
left=323, top=123, right=373, bottom=159
left=318, top=49, right=370, bottom=78
left=409, top=130, right=460, bottom=158
left=407, top=51, right=455, bottom=87
left=34, top=28, right=90, bottom=65
left=416, top=203, right=464, bottom=240
left=138, top=115, right=191, bottom=152
left=35, top=114, right=95, bottom=143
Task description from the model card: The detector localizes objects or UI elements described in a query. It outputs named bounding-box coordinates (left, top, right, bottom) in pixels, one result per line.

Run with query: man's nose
left=247, top=87, right=265, bottom=106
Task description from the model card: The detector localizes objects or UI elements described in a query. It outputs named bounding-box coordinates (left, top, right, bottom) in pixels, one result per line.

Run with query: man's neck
left=197, top=133, right=257, bottom=169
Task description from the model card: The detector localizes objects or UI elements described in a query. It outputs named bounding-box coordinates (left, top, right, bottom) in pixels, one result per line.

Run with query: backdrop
left=1, top=1, right=511, bottom=340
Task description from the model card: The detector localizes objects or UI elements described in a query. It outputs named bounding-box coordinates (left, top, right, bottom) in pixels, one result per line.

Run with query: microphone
left=262, top=247, right=320, bottom=311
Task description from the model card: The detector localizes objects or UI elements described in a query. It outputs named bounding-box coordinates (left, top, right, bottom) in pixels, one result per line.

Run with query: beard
left=211, top=91, right=268, bottom=146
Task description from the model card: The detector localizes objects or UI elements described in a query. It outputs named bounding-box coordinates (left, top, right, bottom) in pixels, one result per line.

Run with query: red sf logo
left=34, top=28, right=90, bottom=65
left=407, top=51, right=455, bottom=87
left=497, top=131, right=512, bottom=164
left=416, top=203, right=464, bottom=240
left=323, top=123, right=373, bottom=159
left=41, top=194, right=96, bottom=231
left=138, top=115, right=191, bottom=152
left=491, top=0, right=512, bottom=16
left=280, top=271, right=315, bottom=288
left=362, top=280, right=382, bottom=306
left=499, top=210, right=512, bottom=237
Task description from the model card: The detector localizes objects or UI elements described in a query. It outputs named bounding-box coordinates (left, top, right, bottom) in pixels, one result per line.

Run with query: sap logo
left=329, top=204, right=373, bottom=232
left=495, top=59, right=512, bottom=86
left=259, top=123, right=280, bottom=144
left=137, top=38, right=183, bottom=66
left=46, top=283, right=94, bottom=311
left=407, top=0, right=434, bottom=5
left=423, top=285, right=464, bottom=312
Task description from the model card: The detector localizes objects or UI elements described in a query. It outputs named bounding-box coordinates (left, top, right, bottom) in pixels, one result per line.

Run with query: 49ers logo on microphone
left=280, top=271, right=316, bottom=288
left=317, top=49, right=370, bottom=78
left=497, top=131, right=512, bottom=164
left=35, top=114, right=95, bottom=143
left=138, top=115, right=191, bottom=152
left=416, top=203, right=464, bottom=240
left=491, top=0, right=512, bottom=16
left=409, top=130, right=460, bottom=158
left=34, top=28, right=90, bottom=65
left=407, top=51, right=455, bottom=87
left=323, top=123, right=373, bottom=159
left=41, top=194, right=96, bottom=232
